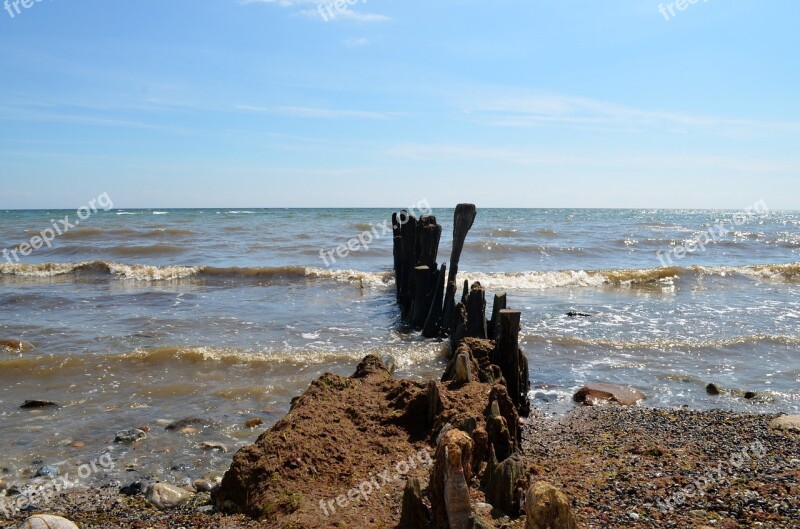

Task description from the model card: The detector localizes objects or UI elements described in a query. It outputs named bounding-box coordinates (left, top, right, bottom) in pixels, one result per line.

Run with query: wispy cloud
left=241, top=0, right=389, bottom=22
left=234, top=104, right=402, bottom=120
left=455, top=89, right=800, bottom=136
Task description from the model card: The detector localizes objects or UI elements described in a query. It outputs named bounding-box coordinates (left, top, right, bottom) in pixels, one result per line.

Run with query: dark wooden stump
left=466, top=282, right=487, bottom=339
left=441, top=204, right=477, bottom=337
left=494, top=310, right=529, bottom=416
left=422, top=262, right=447, bottom=338
left=488, top=293, right=507, bottom=340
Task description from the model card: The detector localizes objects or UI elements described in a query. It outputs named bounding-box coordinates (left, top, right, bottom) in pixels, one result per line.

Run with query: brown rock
left=0, top=339, right=34, bottom=352
left=525, top=482, right=578, bottom=529
left=573, top=382, right=647, bottom=406
left=245, top=418, right=263, bottom=429
left=769, top=414, right=800, bottom=434
left=399, top=477, right=432, bottom=529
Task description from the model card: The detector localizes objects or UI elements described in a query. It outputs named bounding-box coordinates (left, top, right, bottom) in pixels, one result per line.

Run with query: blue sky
left=1, top=0, right=798, bottom=208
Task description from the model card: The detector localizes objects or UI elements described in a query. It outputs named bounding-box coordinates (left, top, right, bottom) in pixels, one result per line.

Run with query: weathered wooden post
left=494, top=309, right=530, bottom=416
left=422, top=262, right=447, bottom=338
left=488, top=293, right=507, bottom=340
left=465, top=282, right=487, bottom=339
left=441, top=204, right=477, bottom=337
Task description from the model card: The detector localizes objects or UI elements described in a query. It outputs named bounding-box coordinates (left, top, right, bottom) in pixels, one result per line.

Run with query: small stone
left=0, top=478, right=7, bottom=491
left=629, top=512, right=640, bottom=520
left=180, top=427, right=198, bottom=435
left=706, top=383, right=721, bottom=395
left=165, top=417, right=214, bottom=431
left=193, top=479, right=218, bottom=493
left=145, top=482, right=194, bottom=510
left=71, top=441, right=85, bottom=449
left=35, top=465, right=58, bottom=478
left=20, top=400, right=59, bottom=409
left=17, top=515, right=79, bottom=529
left=120, top=481, right=148, bottom=496
left=245, top=418, right=263, bottom=429
left=769, top=415, right=800, bottom=434
left=198, top=441, right=228, bottom=453
left=58, top=438, right=73, bottom=446
left=115, top=428, right=147, bottom=444
left=138, top=425, right=151, bottom=432
left=744, top=391, right=757, bottom=400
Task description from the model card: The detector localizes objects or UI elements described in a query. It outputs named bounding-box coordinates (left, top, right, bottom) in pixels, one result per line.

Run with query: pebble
left=35, top=465, right=59, bottom=478
left=198, top=441, right=228, bottom=453
left=193, top=478, right=217, bottom=492
left=0, top=478, right=6, bottom=491
left=628, top=512, right=640, bottom=521
left=17, top=515, right=79, bottom=529
left=20, top=400, right=59, bottom=409
left=114, top=428, right=147, bottom=444
left=180, top=427, right=198, bottom=435
left=145, top=482, right=194, bottom=510
left=71, top=441, right=85, bottom=449
left=245, top=418, right=263, bottom=429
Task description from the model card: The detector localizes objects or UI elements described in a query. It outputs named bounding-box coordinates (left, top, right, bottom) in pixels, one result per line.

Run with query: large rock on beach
left=145, top=483, right=194, bottom=510
left=525, top=482, right=578, bottom=529
left=769, top=414, right=800, bottom=435
left=1, top=339, right=35, bottom=352
left=573, top=382, right=646, bottom=406
left=17, top=515, right=79, bottom=529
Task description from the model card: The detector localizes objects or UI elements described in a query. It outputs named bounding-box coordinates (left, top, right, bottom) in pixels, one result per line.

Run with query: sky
left=0, top=0, right=798, bottom=209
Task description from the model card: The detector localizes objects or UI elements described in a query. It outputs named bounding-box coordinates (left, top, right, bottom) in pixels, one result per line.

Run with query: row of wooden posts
left=391, top=204, right=530, bottom=416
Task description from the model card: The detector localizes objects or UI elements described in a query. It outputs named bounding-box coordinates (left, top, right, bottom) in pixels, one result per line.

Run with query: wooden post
left=422, top=263, right=447, bottom=338
left=398, top=213, right=417, bottom=317
left=495, top=310, right=524, bottom=414
left=411, top=265, right=432, bottom=329
left=466, top=282, right=487, bottom=339
left=488, top=293, right=507, bottom=341
left=441, top=204, right=477, bottom=337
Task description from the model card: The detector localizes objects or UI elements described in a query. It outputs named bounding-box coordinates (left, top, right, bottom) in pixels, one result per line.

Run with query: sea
left=1, top=207, right=798, bottom=489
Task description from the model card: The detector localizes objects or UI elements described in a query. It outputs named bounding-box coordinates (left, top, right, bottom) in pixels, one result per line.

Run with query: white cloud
left=241, top=0, right=389, bottom=22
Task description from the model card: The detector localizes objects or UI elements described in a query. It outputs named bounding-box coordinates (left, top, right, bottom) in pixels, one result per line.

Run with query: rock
left=198, top=441, right=228, bottom=453
left=769, top=415, right=800, bottom=434
left=0, top=478, right=7, bottom=491
left=525, top=482, right=578, bottom=529
left=17, top=515, right=79, bottom=529
left=145, top=482, right=193, bottom=510
left=245, top=418, right=263, bottom=429
left=706, top=383, right=721, bottom=395
left=483, top=451, right=526, bottom=516
left=71, top=441, right=85, bottom=449
left=165, top=417, right=214, bottom=431
left=120, top=481, right=148, bottom=496
left=194, top=478, right=220, bottom=493
left=35, top=465, right=58, bottom=478
left=399, top=477, right=431, bottom=529
left=20, top=400, right=59, bottom=409
left=744, top=391, right=757, bottom=400
left=573, top=382, right=646, bottom=406
left=114, top=428, right=147, bottom=444
left=566, top=311, right=591, bottom=318
left=0, top=339, right=34, bottom=353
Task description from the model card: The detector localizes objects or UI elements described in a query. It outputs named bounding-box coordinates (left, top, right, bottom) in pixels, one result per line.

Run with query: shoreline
left=2, top=404, right=797, bottom=528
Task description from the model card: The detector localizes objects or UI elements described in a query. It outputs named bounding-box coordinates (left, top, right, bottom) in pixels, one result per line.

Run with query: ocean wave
left=2, top=261, right=797, bottom=288
left=0, top=261, right=394, bottom=286
left=525, top=333, right=800, bottom=350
